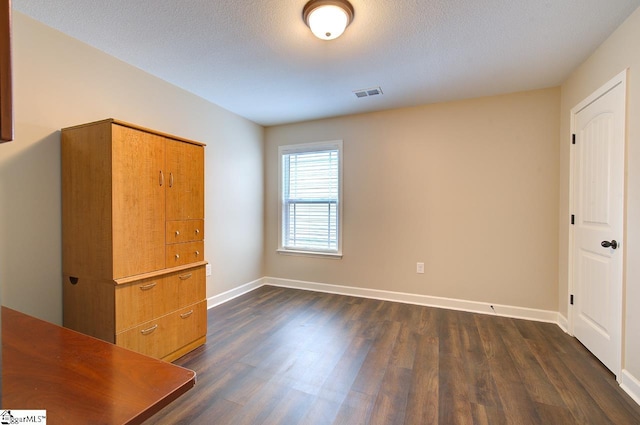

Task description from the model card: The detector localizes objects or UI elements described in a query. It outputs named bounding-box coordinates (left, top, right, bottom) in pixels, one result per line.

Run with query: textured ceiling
left=13, top=0, right=640, bottom=126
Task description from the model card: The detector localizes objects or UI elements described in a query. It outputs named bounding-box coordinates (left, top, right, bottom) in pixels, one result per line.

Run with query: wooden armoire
left=61, top=119, right=207, bottom=362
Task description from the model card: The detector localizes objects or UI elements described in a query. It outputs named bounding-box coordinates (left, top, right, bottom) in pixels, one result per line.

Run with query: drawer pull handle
left=180, top=310, right=194, bottom=319
left=140, top=324, right=158, bottom=335
left=175, top=230, right=180, bottom=236
left=179, top=273, right=192, bottom=280
left=195, top=250, right=200, bottom=256
left=195, top=229, right=200, bottom=235
left=139, top=282, right=157, bottom=291
left=175, top=254, right=180, bottom=260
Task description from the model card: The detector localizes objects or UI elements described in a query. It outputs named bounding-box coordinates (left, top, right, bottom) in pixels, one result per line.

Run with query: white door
left=571, top=71, right=626, bottom=378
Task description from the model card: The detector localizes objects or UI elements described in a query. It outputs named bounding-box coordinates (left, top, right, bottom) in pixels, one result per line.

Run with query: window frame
left=277, top=140, right=343, bottom=259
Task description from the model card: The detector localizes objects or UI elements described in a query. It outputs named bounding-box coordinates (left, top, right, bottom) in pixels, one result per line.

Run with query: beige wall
left=0, top=13, right=264, bottom=324
left=265, top=88, right=560, bottom=311
left=559, top=7, right=640, bottom=381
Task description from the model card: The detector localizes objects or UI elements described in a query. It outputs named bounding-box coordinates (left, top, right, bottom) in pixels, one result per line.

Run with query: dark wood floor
left=145, top=286, right=640, bottom=425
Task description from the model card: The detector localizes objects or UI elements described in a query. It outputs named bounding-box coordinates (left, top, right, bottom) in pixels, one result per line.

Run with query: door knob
left=601, top=240, right=618, bottom=249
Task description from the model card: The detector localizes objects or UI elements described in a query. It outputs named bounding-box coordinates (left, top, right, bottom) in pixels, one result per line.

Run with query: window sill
left=277, top=249, right=342, bottom=259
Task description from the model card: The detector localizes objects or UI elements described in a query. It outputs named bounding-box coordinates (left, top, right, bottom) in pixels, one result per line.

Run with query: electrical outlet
left=416, top=262, right=424, bottom=274
left=206, top=264, right=212, bottom=276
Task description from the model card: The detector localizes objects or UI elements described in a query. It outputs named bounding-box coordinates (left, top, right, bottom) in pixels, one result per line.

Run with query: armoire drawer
left=166, top=219, right=204, bottom=244
left=165, top=265, right=206, bottom=308
left=166, top=241, right=204, bottom=267
left=115, top=301, right=207, bottom=360
left=115, top=275, right=178, bottom=333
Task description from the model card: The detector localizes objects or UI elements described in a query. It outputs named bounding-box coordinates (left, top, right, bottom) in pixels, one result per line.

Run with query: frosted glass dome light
left=303, top=0, right=354, bottom=41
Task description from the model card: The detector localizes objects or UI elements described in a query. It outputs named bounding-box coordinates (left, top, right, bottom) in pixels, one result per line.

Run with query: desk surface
left=2, top=307, right=196, bottom=424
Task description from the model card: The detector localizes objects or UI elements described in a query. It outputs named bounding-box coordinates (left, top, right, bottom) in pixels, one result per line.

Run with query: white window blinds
left=280, top=141, right=342, bottom=255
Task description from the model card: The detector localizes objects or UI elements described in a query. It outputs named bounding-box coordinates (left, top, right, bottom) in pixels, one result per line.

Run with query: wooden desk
left=2, top=307, right=196, bottom=424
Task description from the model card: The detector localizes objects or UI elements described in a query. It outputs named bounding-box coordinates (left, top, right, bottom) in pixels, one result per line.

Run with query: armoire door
left=165, top=139, right=204, bottom=221
left=112, top=124, right=167, bottom=278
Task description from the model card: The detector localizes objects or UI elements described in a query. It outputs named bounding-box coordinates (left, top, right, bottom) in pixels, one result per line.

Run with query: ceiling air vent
left=353, top=86, right=383, bottom=98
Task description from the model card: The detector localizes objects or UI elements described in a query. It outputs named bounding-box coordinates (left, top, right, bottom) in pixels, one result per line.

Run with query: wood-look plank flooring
left=145, top=286, right=640, bottom=424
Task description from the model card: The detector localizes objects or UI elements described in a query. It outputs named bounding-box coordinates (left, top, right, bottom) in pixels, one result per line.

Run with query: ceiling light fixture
left=303, top=0, right=354, bottom=41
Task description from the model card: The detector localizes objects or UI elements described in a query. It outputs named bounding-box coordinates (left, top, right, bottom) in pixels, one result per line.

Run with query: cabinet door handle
left=195, top=251, right=200, bottom=256
left=195, top=229, right=200, bottom=235
left=140, top=324, right=158, bottom=335
left=159, top=170, right=164, bottom=186
left=175, top=230, right=180, bottom=237
left=139, top=282, right=157, bottom=291
left=169, top=172, right=174, bottom=188
left=180, top=310, right=194, bottom=319
left=179, top=273, right=192, bottom=280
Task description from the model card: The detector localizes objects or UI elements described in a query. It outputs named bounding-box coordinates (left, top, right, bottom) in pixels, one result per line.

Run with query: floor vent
left=353, top=87, right=383, bottom=98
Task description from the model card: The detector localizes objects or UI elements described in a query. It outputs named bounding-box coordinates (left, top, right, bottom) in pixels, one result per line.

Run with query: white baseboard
left=557, top=313, right=569, bottom=334
left=207, top=277, right=264, bottom=309
left=621, top=370, right=640, bottom=406
left=263, top=276, right=559, bottom=324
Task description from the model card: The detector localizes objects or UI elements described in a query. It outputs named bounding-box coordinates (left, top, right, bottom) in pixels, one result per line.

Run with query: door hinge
left=571, top=214, right=575, bottom=225
left=572, top=134, right=576, bottom=144
left=570, top=294, right=574, bottom=305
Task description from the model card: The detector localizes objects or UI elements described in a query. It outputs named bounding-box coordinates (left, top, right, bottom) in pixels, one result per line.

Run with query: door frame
left=568, top=69, right=626, bottom=382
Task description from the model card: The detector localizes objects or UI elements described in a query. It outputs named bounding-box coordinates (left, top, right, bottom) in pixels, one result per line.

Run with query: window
left=278, top=141, right=343, bottom=257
